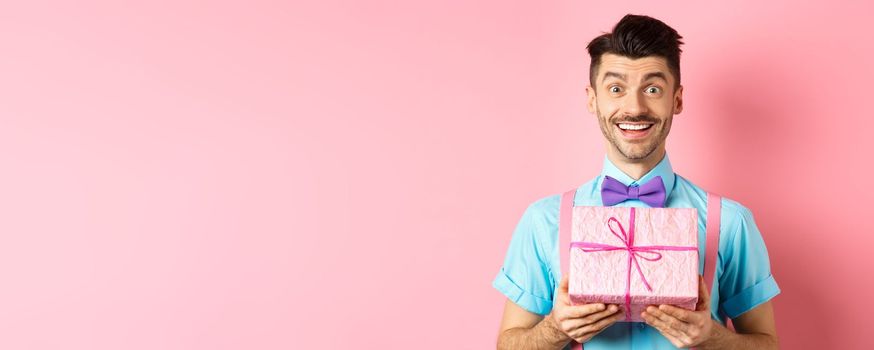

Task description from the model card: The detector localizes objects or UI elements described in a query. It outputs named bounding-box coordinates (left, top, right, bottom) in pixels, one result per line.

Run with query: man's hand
left=641, top=275, right=716, bottom=348
left=548, top=275, right=624, bottom=344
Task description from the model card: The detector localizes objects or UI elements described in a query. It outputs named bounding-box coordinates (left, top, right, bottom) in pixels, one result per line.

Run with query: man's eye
left=646, top=86, right=661, bottom=94
left=610, top=86, right=622, bottom=93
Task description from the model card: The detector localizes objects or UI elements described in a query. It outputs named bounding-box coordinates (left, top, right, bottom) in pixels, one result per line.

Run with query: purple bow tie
left=601, top=175, right=666, bottom=207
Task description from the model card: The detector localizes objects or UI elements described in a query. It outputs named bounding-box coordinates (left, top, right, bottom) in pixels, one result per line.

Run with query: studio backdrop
left=1, top=1, right=872, bottom=349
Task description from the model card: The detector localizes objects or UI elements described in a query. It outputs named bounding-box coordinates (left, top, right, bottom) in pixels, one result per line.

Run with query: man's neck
left=606, top=148, right=666, bottom=181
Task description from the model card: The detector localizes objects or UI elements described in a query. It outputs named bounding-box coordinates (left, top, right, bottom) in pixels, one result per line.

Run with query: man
left=493, top=14, right=780, bottom=349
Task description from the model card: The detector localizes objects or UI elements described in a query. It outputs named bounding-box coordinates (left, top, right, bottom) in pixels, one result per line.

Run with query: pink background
left=1, top=1, right=872, bottom=349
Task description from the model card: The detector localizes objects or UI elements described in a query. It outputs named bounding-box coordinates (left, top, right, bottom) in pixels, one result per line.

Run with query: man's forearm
left=699, top=323, right=779, bottom=350
left=497, top=315, right=571, bottom=350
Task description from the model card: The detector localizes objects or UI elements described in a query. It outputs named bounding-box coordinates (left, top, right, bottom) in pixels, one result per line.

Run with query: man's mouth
left=615, top=122, right=654, bottom=139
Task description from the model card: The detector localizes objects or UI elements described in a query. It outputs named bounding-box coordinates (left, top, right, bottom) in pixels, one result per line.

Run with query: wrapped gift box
left=568, top=206, right=699, bottom=322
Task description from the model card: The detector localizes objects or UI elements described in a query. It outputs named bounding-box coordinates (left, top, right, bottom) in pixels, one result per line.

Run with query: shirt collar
left=598, top=153, right=676, bottom=202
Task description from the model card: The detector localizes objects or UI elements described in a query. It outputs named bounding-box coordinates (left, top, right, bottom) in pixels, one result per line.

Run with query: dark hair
left=587, top=14, right=684, bottom=89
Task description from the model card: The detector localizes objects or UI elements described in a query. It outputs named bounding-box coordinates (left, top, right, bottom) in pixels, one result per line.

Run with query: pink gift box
left=568, top=206, right=699, bottom=322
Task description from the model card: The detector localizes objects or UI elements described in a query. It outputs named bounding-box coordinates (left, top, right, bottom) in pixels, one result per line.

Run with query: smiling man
left=494, top=15, right=780, bottom=349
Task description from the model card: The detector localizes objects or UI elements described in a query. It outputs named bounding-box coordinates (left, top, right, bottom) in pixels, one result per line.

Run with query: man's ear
left=673, top=85, right=684, bottom=114
left=586, top=86, right=597, bottom=114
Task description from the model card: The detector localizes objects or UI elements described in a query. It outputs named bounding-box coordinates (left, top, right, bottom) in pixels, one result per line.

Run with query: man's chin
left=616, top=145, right=659, bottom=161
left=619, top=153, right=651, bottom=161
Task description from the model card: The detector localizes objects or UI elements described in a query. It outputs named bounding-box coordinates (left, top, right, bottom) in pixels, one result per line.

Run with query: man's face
left=586, top=53, right=683, bottom=162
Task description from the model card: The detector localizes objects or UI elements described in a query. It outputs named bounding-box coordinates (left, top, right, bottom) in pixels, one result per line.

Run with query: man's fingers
left=658, top=329, right=687, bottom=348
left=658, top=304, right=695, bottom=323
left=556, top=304, right=620, bottom=339
left=579, top=310, right=624, bottom=335
left=563, top=304, right=621, bottom=329
left=582, top=304, right=622, bottom=325
left=562, top=303, right=609, bottom=319
left=641, top=309, right=688, bottom=343
left=569, top=311, right=624, bottom=342
left=647, top=306, right=691, bottom=334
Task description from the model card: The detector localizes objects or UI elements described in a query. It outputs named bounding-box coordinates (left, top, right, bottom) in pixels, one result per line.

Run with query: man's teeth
left=618, top=123, right=652, bottom=130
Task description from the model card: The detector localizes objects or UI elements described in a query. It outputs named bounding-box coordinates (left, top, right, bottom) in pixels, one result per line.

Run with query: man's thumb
left=559, top=275, right=569, bottom=294
left=697, top=275, right=711, bottom=310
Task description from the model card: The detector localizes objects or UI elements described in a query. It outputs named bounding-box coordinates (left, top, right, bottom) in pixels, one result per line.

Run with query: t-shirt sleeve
left=492, top=202, right=555, bottom=316
left=717, top=201, right=781, bottom=319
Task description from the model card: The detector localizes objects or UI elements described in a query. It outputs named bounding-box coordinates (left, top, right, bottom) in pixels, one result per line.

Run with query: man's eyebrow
left=602, top=71, right=626, bottom=83
left=643, top=72, right=668, bottom=82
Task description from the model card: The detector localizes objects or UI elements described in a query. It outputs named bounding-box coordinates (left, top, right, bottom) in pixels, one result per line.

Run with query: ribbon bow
left=571, top=207, right=697, bottom=320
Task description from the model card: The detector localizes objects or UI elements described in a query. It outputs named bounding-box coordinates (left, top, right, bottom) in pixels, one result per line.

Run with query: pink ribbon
left=570, top=207, right=697, bottom=321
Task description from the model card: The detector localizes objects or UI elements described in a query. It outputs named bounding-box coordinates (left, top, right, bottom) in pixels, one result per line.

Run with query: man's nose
left=623, top=91, right=648, bottom=116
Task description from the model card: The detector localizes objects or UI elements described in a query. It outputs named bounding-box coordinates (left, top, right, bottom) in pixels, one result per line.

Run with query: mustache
left=613, top=115, right=659, bottom=124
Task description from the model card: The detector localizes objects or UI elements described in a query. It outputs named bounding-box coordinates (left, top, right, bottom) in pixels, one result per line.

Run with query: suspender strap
left=692, top=193, right=724, bottom=350
left=559, top=189, right=575, bottom=279
left=703, top=193, right=721, bottom=290
left=558, top=189, right=582, bottom=350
